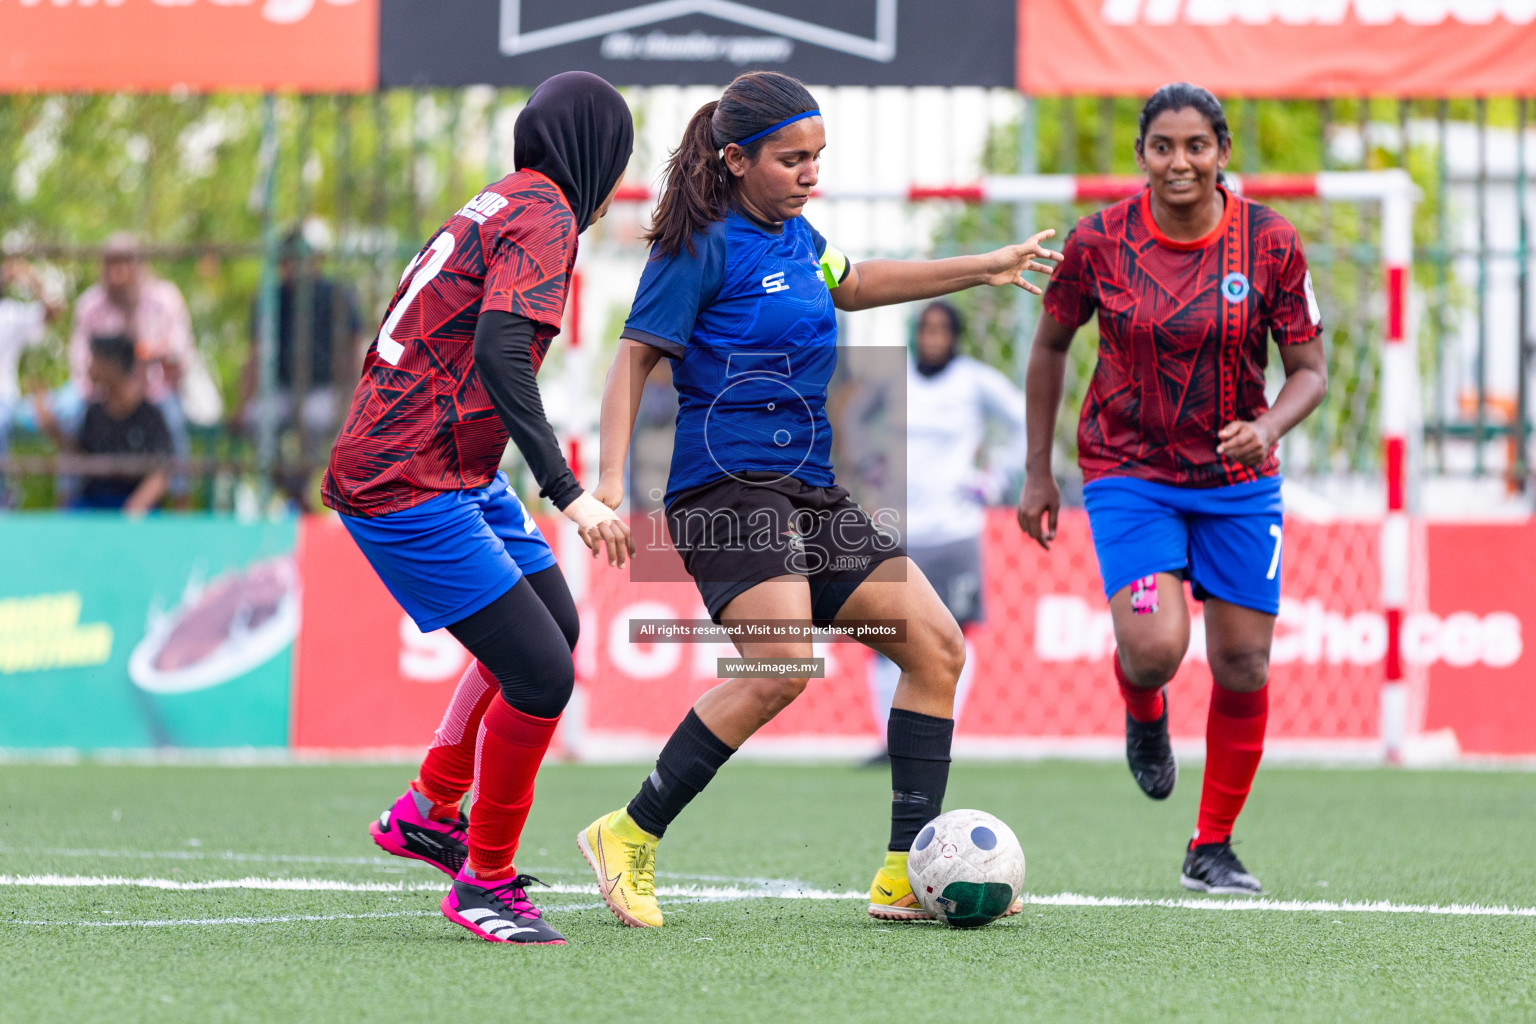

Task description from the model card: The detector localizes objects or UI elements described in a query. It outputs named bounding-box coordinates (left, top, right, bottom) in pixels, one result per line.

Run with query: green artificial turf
left=2, top=761, right=1533, bottom=1023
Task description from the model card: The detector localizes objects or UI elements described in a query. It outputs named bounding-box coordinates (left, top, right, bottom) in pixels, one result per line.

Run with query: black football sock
left=887, top=708, right=954, bottom=852
left=626, top=710, right=736, bottom=838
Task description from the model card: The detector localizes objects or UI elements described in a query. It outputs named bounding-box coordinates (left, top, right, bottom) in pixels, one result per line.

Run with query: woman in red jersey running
left=324, top=72, right=634, bottom=944
left=1017, top=83, right=1328, bottom=895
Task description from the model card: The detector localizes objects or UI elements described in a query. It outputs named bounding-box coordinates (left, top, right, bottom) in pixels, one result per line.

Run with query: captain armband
left=819, top=245, right=850, bottom=290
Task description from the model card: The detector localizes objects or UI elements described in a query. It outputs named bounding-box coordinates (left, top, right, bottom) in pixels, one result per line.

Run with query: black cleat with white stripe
left=441, top=873, right=567, bottom=945
left=1125, top=692, right=1178, bottom=800
left=369, top=788, right=469, bottom=877
left=1180, top=839, right=1263, bottom=895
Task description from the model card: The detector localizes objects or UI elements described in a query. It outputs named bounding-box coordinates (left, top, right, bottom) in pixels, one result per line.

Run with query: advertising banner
left=380, top=0, right=1017, bottom=87
left=0, top=0, right=379, bottom=92
left=2, top=509, right=1522, bottom=756
left=291, top=507, right=1533, bottom=759
left=1421, top=522, right=1536, bottom=756
left=289, top=512, right=876, bottom=754
left=279, top=512, right=1536, bottom=761
left=290, top=514, right=486, bottom=750
left=0, top=515, right=298, bottom=749
left=1018, top=1, right=1536, bottom=98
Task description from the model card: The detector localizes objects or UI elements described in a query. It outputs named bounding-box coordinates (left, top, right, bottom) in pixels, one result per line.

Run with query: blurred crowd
left=1, top=235, right=1026, bottom=524
left=0, top=230, right=363, bottom=514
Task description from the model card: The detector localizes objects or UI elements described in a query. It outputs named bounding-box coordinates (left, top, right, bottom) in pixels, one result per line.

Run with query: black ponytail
left=1136, top=82, right=1232, bottom=163
left=644, top=71, right=819, bottom=258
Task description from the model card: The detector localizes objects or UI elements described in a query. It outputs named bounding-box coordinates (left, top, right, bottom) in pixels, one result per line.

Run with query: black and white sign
left=380, top=0, right=1017, bottom=87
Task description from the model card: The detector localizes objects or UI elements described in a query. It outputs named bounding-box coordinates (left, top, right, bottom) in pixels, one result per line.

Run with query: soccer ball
left=907, top=809, right=1026, bottom=928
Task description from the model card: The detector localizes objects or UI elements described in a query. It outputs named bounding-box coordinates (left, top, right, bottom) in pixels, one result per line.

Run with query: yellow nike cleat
left=577, top=809, right=663, bottom=928
left=867, top=850, right=935, bottom=921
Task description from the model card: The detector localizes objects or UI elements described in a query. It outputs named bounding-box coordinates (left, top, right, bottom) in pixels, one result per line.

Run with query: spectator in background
left=66, top=233, right=196, bottom=470
left=34, top=334, right=171, bottom=514
left=236, top=228, right=364, bottom=447
left=0, top=258, right=62, bottom=505
left=863, top=301, right=1027, bottom=760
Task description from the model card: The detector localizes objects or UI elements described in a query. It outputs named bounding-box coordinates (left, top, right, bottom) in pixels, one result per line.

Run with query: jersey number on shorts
left=376, top=231, right=456, bottom=365
left=1266, top=524, right=1283, bottom=581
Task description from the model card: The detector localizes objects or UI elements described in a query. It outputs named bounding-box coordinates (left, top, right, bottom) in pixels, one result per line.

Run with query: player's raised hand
left=980, top=230, right=1062, bottom=295
left=1016, top=471, right=1060, bottom=552
left=1216, top=419, right=1277, bottom=468
left=562, top=491, right=635, bottom=568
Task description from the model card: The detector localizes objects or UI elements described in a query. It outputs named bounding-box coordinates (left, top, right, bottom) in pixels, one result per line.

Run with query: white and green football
left=907, top=809, right=1025, bottom=928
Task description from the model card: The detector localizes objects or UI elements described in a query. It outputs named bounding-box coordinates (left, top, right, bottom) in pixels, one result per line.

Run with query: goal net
left=547, top=171, right=1424, bottom=763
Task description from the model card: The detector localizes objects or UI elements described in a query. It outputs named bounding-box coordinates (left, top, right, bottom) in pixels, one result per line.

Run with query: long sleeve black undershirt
left=472, top=309, right=583, bottom=511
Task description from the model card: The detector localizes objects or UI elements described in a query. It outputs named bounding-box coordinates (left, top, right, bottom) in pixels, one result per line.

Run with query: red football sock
left=1194, top=683, right=1269, bottom=847
left=1114, top=653, right=1165, bottom=724
left=415, top=660, right=500, bottom=818
left=467, top=696, right=560, bottom=881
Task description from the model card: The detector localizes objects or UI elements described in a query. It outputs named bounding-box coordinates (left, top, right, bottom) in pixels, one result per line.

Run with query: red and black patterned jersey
left=1043, top=185, right=1322, bottom=488
left=323, top=169, right=577, bottom=518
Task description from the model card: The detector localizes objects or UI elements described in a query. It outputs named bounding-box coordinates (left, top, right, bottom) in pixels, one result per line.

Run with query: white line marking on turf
left=0, top=875, right=858, bottom=900
left=2, top=899, right=703, bottom=929
left=1, top=874, right=446, bottom=893
left=3, top=849, right=812, bottom=887
left=1024, top=892, right=1536, bottom=918
left=8, top=911, right=445, bottom=928
left=5, top=875, right=1534, bottom=919
left=6, top=848, right=403, bottom=867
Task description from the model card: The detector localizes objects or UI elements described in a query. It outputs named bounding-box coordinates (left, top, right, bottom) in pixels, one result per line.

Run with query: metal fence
left=0, top=89, right=1530, bottom=511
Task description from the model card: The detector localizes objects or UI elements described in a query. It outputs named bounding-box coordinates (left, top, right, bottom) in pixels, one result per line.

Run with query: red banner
left=289, top=515, right=468, bottom=750
left=291, top=511, right=1534, bottom=758
left=0, top=0, right=378, bottom=93
left=1018, top=1, right=1536, bottom=98
left=1421, top=522, right=1536, bottom=755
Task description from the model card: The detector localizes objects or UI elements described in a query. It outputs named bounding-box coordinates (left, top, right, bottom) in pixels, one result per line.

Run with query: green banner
left=0, top=515, right=298, bottom=750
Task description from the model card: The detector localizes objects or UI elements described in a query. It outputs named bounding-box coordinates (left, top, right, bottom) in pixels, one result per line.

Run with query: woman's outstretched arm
left=831, top=230, right=1062, bottom=312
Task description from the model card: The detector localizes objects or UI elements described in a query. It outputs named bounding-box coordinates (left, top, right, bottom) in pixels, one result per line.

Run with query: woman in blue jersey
left=576, top=71, right=1062, bottom=928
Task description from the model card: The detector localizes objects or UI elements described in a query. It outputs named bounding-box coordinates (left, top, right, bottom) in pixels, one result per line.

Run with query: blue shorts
left=340, top=472, right=557, bottom=632
left=1083, top=475, right=1285, bottom=616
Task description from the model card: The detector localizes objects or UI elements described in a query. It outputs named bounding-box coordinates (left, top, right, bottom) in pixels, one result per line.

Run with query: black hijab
left=915, top=301, right=964, bottom=378
left=514, top=72, right=634, bottom=233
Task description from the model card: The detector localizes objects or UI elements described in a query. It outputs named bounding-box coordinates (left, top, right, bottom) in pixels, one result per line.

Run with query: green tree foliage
left=0, top=90, right=532, bottom=409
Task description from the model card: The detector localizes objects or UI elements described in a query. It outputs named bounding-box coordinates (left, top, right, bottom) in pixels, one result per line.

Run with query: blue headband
left=733, top=110, right=821, bottom=148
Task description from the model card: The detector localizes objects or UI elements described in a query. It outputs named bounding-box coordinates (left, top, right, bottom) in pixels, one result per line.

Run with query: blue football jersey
left=622, top=211, right=851, bottom=504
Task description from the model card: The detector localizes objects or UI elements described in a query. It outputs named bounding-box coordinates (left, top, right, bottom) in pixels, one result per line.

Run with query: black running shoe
left=1180, top=839, right=1263, bottom=895
left=1125, top=693, right=1177, bottom=800
left=442, top=872, right=567, bottom=945
left=370, top=788, right=468, bottom=876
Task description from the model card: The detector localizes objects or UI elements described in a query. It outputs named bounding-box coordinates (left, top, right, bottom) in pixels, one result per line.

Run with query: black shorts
left=666, top=472, right=907, bottom=625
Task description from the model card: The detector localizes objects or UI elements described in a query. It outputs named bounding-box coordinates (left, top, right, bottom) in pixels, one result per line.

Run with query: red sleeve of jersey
left=1266, top=222, right=1323, bottom=346
left=1041, top=228, right=1095, bottom=329
left=482, top=198, right=578, bottom=329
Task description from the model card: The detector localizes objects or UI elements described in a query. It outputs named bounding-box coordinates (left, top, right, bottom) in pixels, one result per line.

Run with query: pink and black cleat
left=441, top=870, right=567, bottom=945
left=369, top=789, right=468, bottom=876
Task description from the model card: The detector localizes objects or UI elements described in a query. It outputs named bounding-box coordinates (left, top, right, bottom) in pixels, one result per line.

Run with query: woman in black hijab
left=323, top=71, right=633, bottom=946
left=516, top=70, right=636, bottom=230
